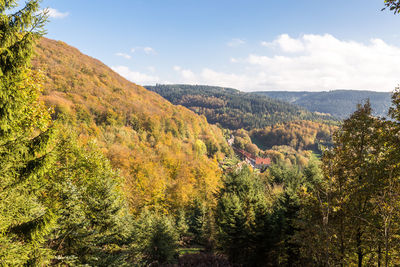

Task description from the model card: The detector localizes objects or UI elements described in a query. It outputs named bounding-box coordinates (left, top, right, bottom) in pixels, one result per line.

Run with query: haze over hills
left=145, top=84, right=335, bottom=131
left=253, top=90, right=392, bottom=119
left=32, top=38, right=230, bottom=212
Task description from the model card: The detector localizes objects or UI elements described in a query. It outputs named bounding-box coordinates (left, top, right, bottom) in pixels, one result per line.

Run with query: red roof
left=255, top=157, right=271, bottom=165
left=236, top=149, right=254, bottom=160
left=234, top=147, right=271, bottom=166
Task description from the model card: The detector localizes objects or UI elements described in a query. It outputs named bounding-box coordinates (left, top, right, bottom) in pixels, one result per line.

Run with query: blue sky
left=40, top=0, right=400, bottom=91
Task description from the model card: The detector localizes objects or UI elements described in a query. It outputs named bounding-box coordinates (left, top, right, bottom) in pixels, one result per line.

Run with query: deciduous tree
left=383, top=0, right=400, bottom=14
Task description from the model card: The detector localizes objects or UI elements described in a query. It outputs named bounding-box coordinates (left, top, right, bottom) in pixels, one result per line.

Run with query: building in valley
left=234, top=147, right=271, bottom=171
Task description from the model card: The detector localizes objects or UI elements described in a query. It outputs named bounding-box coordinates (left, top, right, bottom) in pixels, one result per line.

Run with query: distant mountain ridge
left=145, top=84, right=334, bottom=130
left=252, top=90, right=392, bottom=119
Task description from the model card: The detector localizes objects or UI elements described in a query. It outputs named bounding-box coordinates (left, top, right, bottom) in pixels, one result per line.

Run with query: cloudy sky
left=41, top=0, right=400, bottom=92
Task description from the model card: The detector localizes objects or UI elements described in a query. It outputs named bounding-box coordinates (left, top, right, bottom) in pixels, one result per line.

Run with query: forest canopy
left=146, top=84, right=335, bottom=130
left=2, top=0, right=400, bottom=265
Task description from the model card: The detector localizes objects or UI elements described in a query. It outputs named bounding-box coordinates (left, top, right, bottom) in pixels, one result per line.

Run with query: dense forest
left=250, top=120, right=337, bottom=151
left=145, top=84, right=338, bottom=167
left=145, top=84, right=335, bottom=130
left=228, top=121, right=336, bottom=169
left=32, top=38, right=232, bottom=214
left=2, top=0, right=400, bottom=266
left=254, top=90, right=392, bottom=119
left=0, top=2, right=232, bottom=264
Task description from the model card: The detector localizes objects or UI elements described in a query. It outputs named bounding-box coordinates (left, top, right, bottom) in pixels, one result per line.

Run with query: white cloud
left=115, top=52, right=131, bottom=59
left=200, top=68, right=250, bottom=88
left=112, top=66, right=160, bottom=85
left=143, top=47, right=156, bottom=54
left=172, top=34, right=400, bottom=92
left=172, top=66, right=251, bottom=89
left=247, top=34, right=400, bottom=91
left=227, top=38, right=246, bottom=47
left=44, top=8, right=69, bottom=19
left=131, top=46, right=157, bottom=55
left=147, top=66, right=156, bottom=72
left=173, top=66, right=197, bottom=82
left=261, top=34, right=304, bottom=53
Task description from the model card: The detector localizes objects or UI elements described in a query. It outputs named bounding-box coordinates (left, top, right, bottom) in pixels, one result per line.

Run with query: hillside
left=253, top=90, right=392, bottom=119
left=32, top=38, right=231, bottom=213
left=145, top=84, right=335, bottom=130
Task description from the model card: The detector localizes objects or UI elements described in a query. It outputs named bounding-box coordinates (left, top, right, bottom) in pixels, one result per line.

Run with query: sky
left=39, top=0, right=400, bottom=92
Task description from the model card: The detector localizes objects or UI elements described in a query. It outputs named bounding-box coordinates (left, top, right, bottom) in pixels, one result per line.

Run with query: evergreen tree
left=186, top=199, right=209, bottom=245
left=266, top=163, right=306, bottom=266
left=46, top=129, right=132, bottom=266
left=175, top=209, right=190, bottom=246
left=0, top=1, right=56, bottom=265
left=131, top=211, right=178, bottom=265
left=215, top=166, right=280, bottom=266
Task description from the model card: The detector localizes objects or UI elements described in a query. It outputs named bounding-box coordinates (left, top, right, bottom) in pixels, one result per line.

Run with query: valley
left=2, top=1, right=400, bottom=265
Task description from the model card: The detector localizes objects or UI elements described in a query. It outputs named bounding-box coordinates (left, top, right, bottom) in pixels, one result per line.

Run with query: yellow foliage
left=33, top=38, right=230, bottom=214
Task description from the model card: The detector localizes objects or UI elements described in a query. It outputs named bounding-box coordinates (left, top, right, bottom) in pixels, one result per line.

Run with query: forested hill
left=32, top=38, right=230, bottom=213
left=145, top=84, right=334, bottom=130
left=253, top=90, right=392, bottom=119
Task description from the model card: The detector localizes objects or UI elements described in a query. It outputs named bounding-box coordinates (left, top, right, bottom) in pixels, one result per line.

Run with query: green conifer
left=46, top=130, right=132, bottom=266
left=0, top=0, right=56, bottom=265
left=215, top=166, right=279, bottom=265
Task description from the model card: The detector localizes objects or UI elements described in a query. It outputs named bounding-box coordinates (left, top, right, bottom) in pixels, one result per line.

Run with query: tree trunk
left=357, top=228, right=363, bottom=267
left=378, top=244, right=381, bottom=267
left=385, top=221, right=389, bottom=267
left=358, top=251, right=363, bottom=267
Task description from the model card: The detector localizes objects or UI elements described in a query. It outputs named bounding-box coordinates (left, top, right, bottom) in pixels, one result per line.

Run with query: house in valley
left=254, top=157, right=271, bottom=169
left=233, top=147, right=271, bottom=171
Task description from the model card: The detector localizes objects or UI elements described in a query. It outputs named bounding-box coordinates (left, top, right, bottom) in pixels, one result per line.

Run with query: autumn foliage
left=32, top=38, right=231, bottom=213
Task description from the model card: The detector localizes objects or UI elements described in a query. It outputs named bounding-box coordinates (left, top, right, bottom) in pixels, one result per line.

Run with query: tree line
left=253, top=90, right=392, bottom=120
left=212, top=96, right=400, bottom=266
left=146, top=84, right=335, bottom=130
left=3, top=0, right=400, bottom=266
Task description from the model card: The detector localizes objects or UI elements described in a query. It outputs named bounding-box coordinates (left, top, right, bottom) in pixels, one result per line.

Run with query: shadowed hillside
left=32, top=38, right=231, bottom=213
left=145, top=84, right=335, bottom=130
left=253, top=90, right=392, bottom=119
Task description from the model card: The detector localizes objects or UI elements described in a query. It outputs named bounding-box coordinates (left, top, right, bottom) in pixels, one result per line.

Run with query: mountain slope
left=253, top=90, right=392, bottom=119
left=145, top=84, right=335, bottom=130
left=32, top=38, right=231, bottom=213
